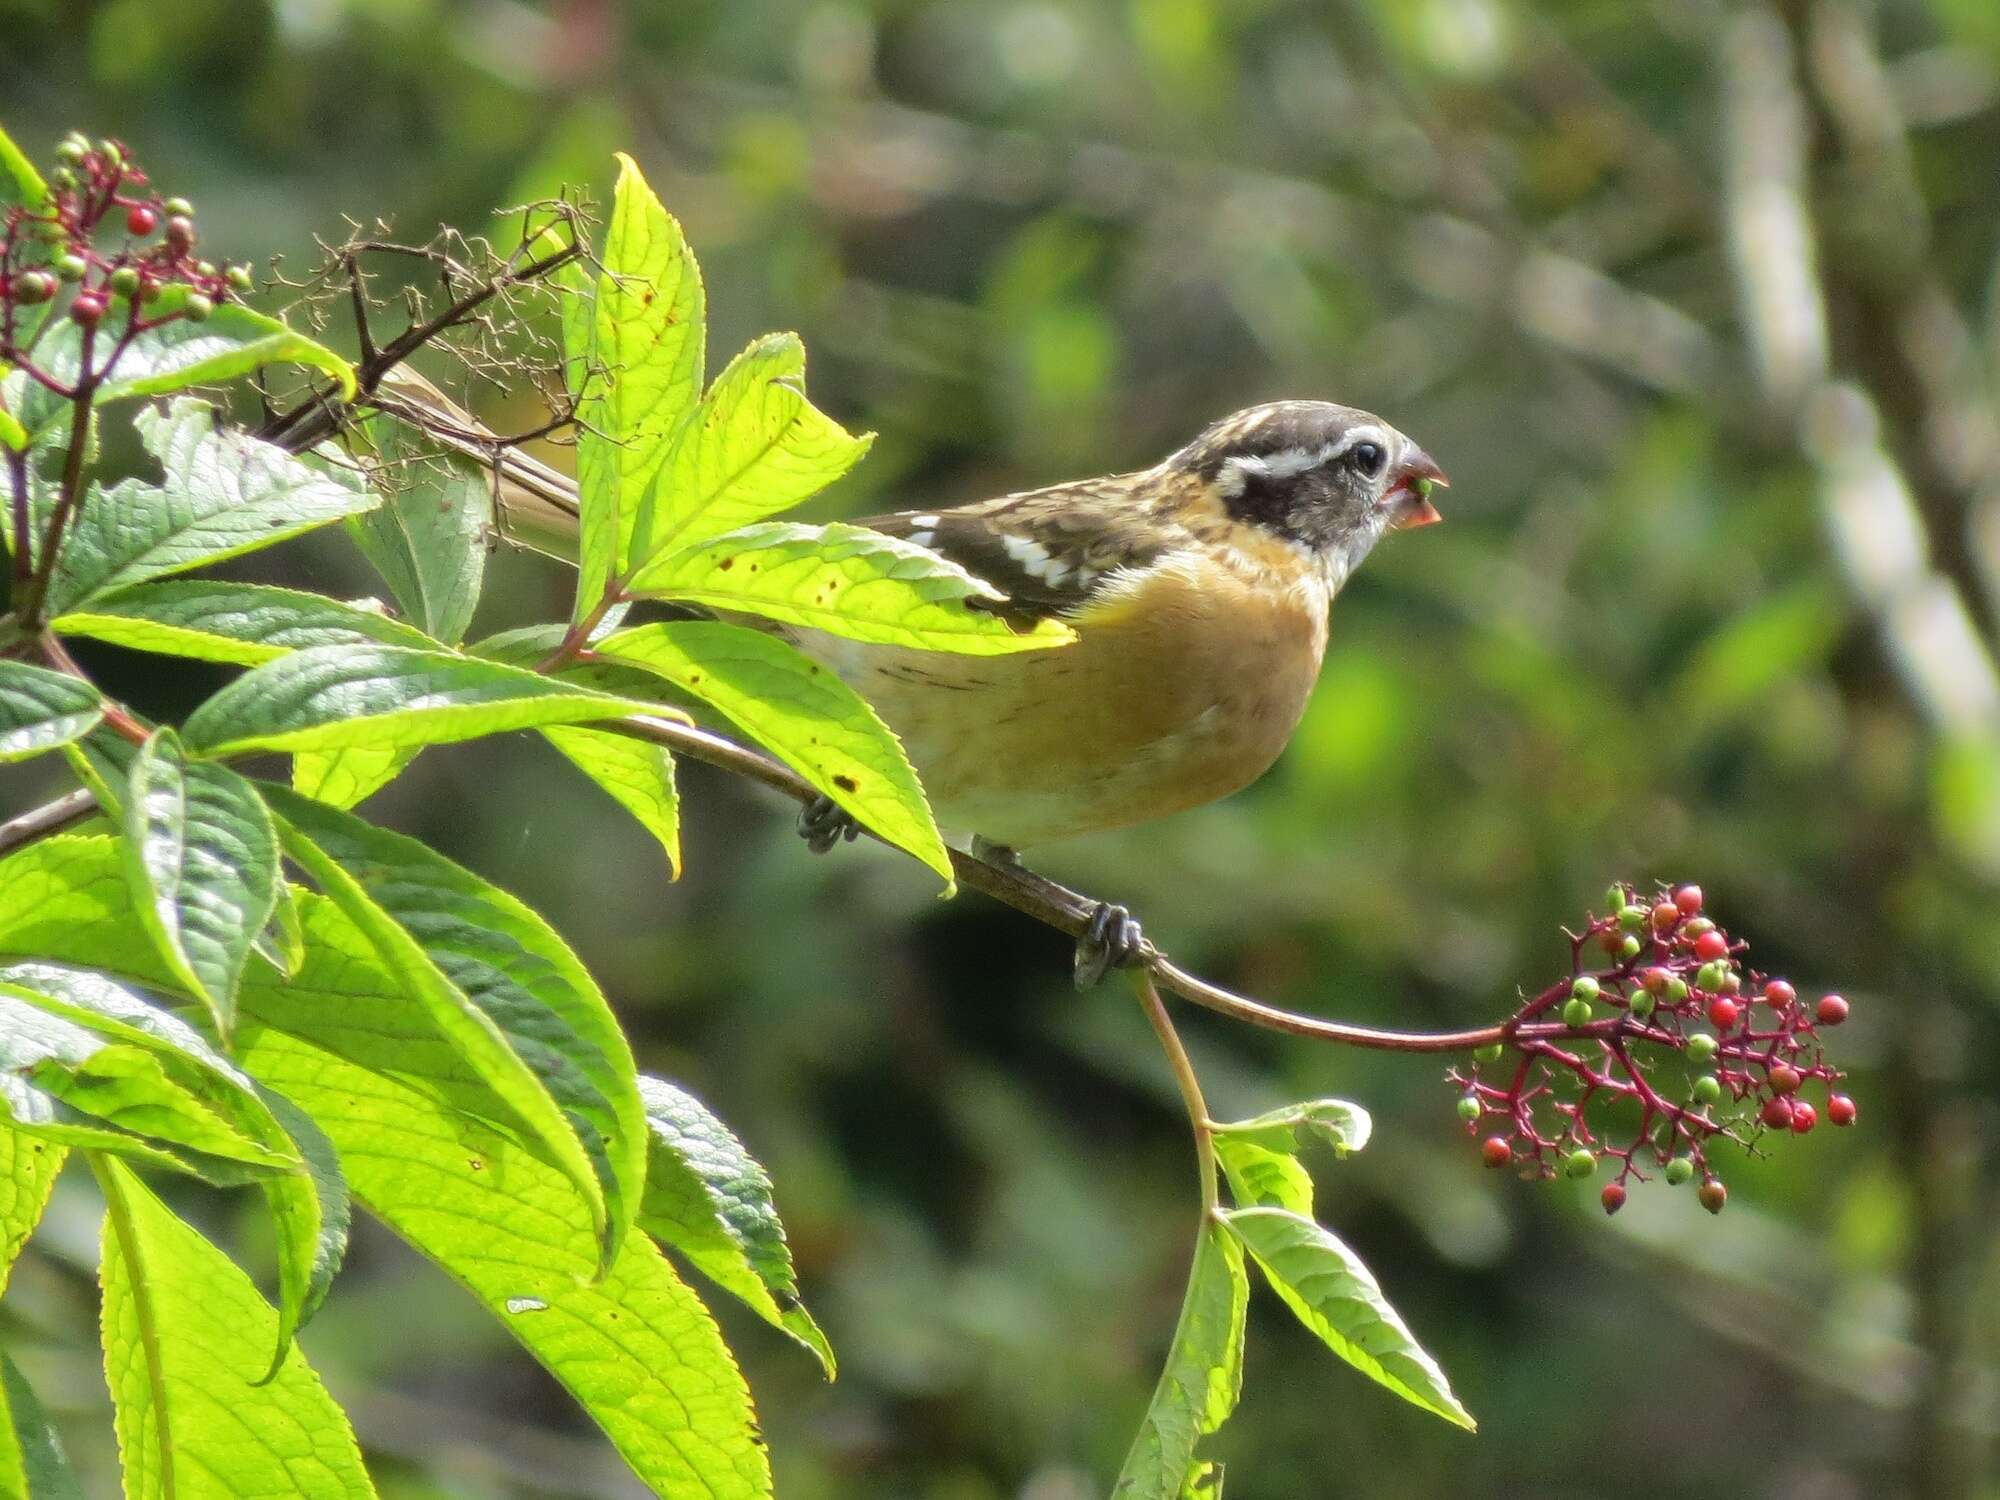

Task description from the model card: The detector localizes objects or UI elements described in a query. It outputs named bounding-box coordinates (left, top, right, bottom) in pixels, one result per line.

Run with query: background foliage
left=3, top=0, right=1998, bottom=1497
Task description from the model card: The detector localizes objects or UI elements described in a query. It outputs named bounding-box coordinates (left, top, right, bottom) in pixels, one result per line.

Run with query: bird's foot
left=1074, top=902, right=1145, bottom=989
left=797, top=795, right=862, bottom=853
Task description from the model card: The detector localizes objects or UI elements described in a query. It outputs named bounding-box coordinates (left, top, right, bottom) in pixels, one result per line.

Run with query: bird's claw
left=798, top=795, right=862, bottom=853
left=1074, top=902, right=1144, bottom=989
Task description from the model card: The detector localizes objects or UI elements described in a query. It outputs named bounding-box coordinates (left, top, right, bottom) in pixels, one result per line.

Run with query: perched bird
left=791, top=400, right=1444, bottom=980
left=374, top=375, right=1442, bottom=982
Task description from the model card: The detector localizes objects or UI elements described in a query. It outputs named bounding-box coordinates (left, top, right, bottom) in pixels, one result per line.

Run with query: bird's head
left=1173, top=400, right=1445, bottom=576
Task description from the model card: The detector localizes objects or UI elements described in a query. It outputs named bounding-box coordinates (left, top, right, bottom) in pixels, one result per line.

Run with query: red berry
left=1480, top=1136, right=1511, bottom=1169
left=1600, top=1182, right=1627, bottom=1215
left=1641, top=966, right=1671, bottom=993
left=1816, top=994, right=1849, bottom=1026
left=1764, top=979, right=1797, bottom=1010
left=68, top=292, right=106, bottom=326
left=1674, top=885, right=1704, bottom=916
left=1707, top=997, right=1741, bottom=1029
left=1651, top=902, right=1679, bottom=933
left=1767, top=1064, right=1801, bottom=1095
left=1827, top=1094, right=1857, bottom=1127
left=1789, top=1101, right=1817, bottom=1134
left=1761, top=1096, right=1795, bottom=1129
left=1697, top=1177, right=1727, bottom=1214
left=1693, top=930, right=1729, bottom=962
left=125, top=204, right=158, bottom=235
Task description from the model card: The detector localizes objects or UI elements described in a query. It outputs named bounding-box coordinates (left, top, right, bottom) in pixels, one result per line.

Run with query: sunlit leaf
left=0, top=1123, right=62, bottom=1299
left=544, top=726, right=680, bottom=877
left=346, top=414, right=491, bottom=644
left=597, top=620, right=951, bottom=882
left=630, top=521, right=1072, bottom=653
left=54, top=579, right=438, bottom=666
left=1114, top=1221, right=1247, bottom=1499
left=1221, top=1206, right=1474, bottom=1430
left=95, top=1158, right=377, bottom=1500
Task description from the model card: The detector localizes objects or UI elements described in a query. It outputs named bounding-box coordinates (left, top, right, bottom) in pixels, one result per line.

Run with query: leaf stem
left=1133, top=968, right=1217, bottom=1216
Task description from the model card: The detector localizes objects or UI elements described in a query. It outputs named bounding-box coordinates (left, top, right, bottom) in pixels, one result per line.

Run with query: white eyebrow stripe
left=1222, top=425, right=1393, bottom=487
left=908, top=514, right=940, bottom=528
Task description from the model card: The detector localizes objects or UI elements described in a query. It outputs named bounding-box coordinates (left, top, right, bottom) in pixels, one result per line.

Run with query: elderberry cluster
left=1448, top=883, right=1855, bottom=1215
left=1, top=133, right=252, bottom=376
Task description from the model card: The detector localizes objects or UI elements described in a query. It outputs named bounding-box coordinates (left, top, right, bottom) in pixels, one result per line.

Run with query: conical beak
left=1387, top=449, right=1447, bottom=531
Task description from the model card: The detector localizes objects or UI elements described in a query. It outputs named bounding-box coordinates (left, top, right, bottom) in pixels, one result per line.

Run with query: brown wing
left=854, top=474, right=1191, bottom=623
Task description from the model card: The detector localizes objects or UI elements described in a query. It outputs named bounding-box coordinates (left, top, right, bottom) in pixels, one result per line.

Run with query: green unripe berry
left=183, top=292, right=213, bottom=322
left=194, top=259, right=216, bottom=278
left=1571, top=976, right=1601, bottom=1003
left=1562, top=997, right=1594, bottom=1028
left=1686, top=1033, right=1718, bottom=1065
left=1665, top=975, right=1689, bottom=1003
left=49, top=167, right=75, bottom=191
left=1457, top=1095, right=1482, bottom=1122
left=162, top=196, right=193, bottom=217
left=1564, top=1149, right=1596, bottom=1180
left=108, top=266, right=140, bottom=296
left=1664, top=1156, right=1695, bottom=1186
left=1473, top=1043, right=1504, bottom=1064
left=55, top=253, right=87, bottom=282
left=1603, top=883, right=1625, bottom=913
left=1620, top=904, right=1649, bottom=931
left=12, top=271, right=56, bottom=305
left=1719, top=972, right=1742, bottom=995
left=1628, top=989, right=1656, bottom=1020
left=1697, top=960, right=1728, bottom=992
left=1683, top=917, right=1716, bottom=938
left=226, top=264, right=253, bottom=291
left=1619, top=935, right=1642, bottom=959
left=1692, top=1075, right=1722, bottom=1105
left=55, top=140, right=86, bottom=166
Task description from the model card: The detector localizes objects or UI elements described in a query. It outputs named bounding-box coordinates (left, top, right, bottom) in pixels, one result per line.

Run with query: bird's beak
left=1386, top=449, right=1447, bottom=531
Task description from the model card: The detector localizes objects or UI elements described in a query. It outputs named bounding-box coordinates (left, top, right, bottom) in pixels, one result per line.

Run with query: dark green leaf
left=44, top=399, right=380, bottom=614
left=122, top=728, right=281, bottom=1037
left=638, top=1076, right=833, bottom=1376
left=0, top=1349, right=85, bottom=1500
left=0, top=661, right=102, bottom=761
left=346, top=414, right=491, bottom=644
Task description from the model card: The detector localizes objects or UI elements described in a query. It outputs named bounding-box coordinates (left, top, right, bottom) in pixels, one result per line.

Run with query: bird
left=788, top=399, right=1445, bottom=982
left=372, top=375, right=1443, bottom=984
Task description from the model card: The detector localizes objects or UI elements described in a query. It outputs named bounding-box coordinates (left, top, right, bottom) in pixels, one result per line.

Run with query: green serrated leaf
left=0, top=1123, right=64, bottom=1300
left=346, top=413, right=491, bottom=644
left=543, top=725, right=680, bottom=877
left=598, top=620, right=951, bottom=882
left=630, top=521, right=1074, bottom=654
left=0, top=990, right=288, bottom=1176
left=1115, top=1221, right=1247, bottom=1499
left=634, top=334, right=871, bottom=566
left=0, top=661, right=102, bottom=761
left=267, top=790, right=644, bottom=1268
left=291, top=744, right=421, bottom=809
left=1220, top=1206, right=1474, bottom=1430
left=0, top=402, right=26, bottom=454
left=95, top=1157, right=377, bottom=1500
left=54, top=579, right=439, bottom=666
left=571, top=151, right=706, bottom=623
left=181, top=643, right=664, bottom=758
left=0, top=834, right=769, bottom=1499
left=638, top=1076, right=833, bottom=1377
left=122, top=728, right=280, bottom=1037
left=0, top=1349, right=85, bottom=1500
left=1213, top=1136, right=1315, bottom=1216
left=0, top=960, right=337, bottom=1356
left=253, top=876, right=307, bottom=976
left=42, top=399, right=380, bottom=614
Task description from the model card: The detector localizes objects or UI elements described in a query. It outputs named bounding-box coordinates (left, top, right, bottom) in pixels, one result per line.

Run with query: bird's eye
left=1349, top=442, right=1386, bottom=478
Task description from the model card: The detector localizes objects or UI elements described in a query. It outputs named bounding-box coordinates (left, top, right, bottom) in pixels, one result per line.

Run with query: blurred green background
left=5, top=0, right=2000, bottom=1496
